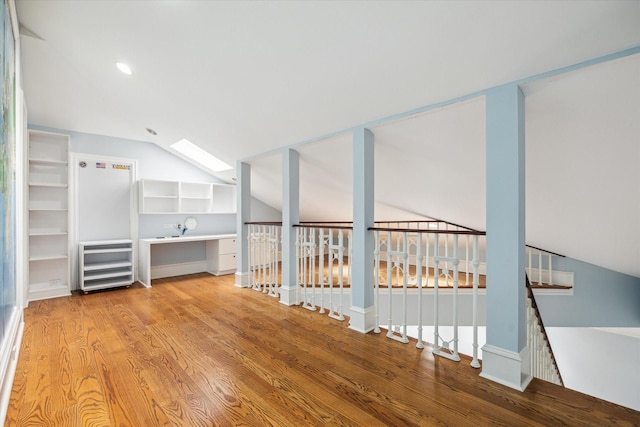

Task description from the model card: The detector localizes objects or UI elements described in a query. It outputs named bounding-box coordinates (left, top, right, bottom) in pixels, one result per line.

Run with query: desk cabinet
left=79, top=240, right=134, bottom=293
left=207, top=238, right=237, bottom=276
left=138, top=234, right=237, bottom=286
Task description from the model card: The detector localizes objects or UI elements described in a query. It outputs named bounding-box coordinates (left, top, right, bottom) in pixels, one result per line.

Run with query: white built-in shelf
left=139, top=179, right=236, bottom=214
left=29, top=254, right=69, bottom=262
left=79, top=240, right=134, bottom=293
left=29, top=158, right=68, bottom=166
left=29, top=231, right=68, bottom=237
left=29, top=183, right=68, bottom=188
left=27, top=130, right=71, bottom=302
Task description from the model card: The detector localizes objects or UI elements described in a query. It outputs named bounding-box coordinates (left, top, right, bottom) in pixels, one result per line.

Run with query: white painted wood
left=139, top=179, right=236, bottom=214
left=79, top=240, right=134, bottom=293
left=27, top=130, right=71, bottom=302
left=138, top=234, right=237, bottom=286
left=0, top=308, right=23, bottom=426
left=152, top=261, right=208, bottom=280
left=480, top=344, right=532, bottom=392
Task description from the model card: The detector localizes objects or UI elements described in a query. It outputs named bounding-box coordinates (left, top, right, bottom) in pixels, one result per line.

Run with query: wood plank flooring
left=6, top=273, right=638, bottom=426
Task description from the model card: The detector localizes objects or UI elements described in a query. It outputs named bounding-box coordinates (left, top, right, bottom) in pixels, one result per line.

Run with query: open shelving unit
left=139, top=179, right=236, bottom=214
left=79, top=240, right=134, bottom=293
left=27, top=130, right=71, bottom=301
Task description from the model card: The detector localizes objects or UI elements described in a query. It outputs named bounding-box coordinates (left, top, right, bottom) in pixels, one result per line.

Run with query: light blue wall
left=28, top=126, right=280, bottom=237
left=27, top=126, right=280, bottom=273
left=536, top=257, right=640, bottom=327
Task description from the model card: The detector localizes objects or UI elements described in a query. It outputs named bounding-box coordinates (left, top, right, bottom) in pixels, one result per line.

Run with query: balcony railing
left=295, top=224, right=352, bottom=321
left=245, top=219, right=565, bottom=384
left=247, top=222, right=282, bottom=297
left=371, top=222, right=485, bottom=368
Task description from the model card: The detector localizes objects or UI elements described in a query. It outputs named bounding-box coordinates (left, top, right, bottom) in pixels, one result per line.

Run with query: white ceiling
left=17, top=1, right=640, bottom=277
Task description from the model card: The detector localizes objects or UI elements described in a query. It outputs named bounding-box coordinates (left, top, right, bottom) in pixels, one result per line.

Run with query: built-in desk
left=138, top=234, right=237, bottom=287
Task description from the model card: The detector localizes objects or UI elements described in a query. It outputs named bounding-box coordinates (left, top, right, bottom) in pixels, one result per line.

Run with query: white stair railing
left=526, top=280, right=564, bottom=386
left=295, top=224, right=352, bottom=321
left=248, top=223, right=281, bottom=297
left=372, top=223, right=484, bottom=368
left=526, top=245, right=566, bottom=288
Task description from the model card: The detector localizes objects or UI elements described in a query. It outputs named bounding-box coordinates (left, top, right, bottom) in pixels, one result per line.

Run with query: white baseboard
left=0, top=307, right=24, bottom=425
left=151, top=261, right=207, bottom=280
left=234, top=271, right=251, bottom=288
left=349, top=305, right=376, bottom=333
left=480, top=344, right=532, bottom=391
left=279, top=285, right=299, bottom=306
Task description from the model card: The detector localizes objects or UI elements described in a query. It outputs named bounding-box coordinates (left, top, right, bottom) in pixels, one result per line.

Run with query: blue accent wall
left=537, top=257, right=640, bottom=327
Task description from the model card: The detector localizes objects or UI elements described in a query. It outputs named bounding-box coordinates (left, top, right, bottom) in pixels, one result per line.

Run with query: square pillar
left=280, top=149, right=300, bottom=305
left=480, top=84, right=531, bottom=391
left=235, top=161, right=251, bottom=287
left=349, top=127, right=375, bottom=333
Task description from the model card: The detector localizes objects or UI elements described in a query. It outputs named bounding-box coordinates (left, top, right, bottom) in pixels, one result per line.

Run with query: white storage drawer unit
left=207, top=237, right=237, bottom=276
left=79, top=240, right=134, bottom=293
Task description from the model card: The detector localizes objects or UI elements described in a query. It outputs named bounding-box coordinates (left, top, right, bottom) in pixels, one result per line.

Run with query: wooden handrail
left=369, top=226, right=485, bottom=235
left=525, top=245, right=566, bottom=258
left=245, top=221, right=283, bottom=225
left=294, top=223, right=353, bottom=230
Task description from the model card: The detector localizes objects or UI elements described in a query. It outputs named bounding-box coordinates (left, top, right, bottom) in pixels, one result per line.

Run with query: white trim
left=234, top=271, right=251, bottom=288
left=278, top=285, right=299, bottom=306
left=348, top=305, right=376, bottom=333
left=527, top=269, right=574, bottom=288
left=480, top=344, right=532, bottom=391
left=0, top=308, right=24, bottom=425
left=151, top=261, right=207, bottom=280
left=532, top=287, right=574, bottom=296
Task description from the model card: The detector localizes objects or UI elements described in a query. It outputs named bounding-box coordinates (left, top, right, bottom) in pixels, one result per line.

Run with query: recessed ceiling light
left=146, top=128, right=157, bottom=135
left=170, top=139, right=232, bottom=172
left=116, top=62, right=132, bottom=75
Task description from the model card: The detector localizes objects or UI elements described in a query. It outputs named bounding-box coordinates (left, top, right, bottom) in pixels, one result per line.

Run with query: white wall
left=547, top=327, right=640, bottom=411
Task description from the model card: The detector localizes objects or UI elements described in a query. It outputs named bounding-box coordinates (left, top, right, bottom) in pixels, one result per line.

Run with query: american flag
left=96, top=162, right=106, bottom=168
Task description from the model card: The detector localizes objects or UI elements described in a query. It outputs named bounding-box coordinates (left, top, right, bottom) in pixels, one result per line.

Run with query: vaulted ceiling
left=17, top=1, right=640, bottom=277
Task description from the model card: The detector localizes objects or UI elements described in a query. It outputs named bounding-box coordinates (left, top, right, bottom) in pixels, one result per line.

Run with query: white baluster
left=465, top=234, right=470, bottom=286
left=387, top=231, right=393, bottom=338
left=471, top=234, right=480, bottom=368
left=319, top=228, right=326, bottom=314
left=538, top=250, right=543, bottom=287
left=452, top=234, right=459, bottom=360
left=416, top=232, right=424, bottom=349
left=401, top=232, right=409, bottom=343
left=336, top=229, right=345, bottom=321
left=374, top=230, right=381, bottom=334
left=433, top=233, right=439, bottom=352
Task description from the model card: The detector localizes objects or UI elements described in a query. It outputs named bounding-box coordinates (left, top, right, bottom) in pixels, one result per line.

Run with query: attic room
left=0, top=0, right=638, bottom=424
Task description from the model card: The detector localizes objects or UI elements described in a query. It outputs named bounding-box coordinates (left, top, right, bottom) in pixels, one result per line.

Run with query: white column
left=349, top=127, right=375, bottom=333
left=235, top=161, right=251, bottom=287
left=480, top=84, right=531, bottom=391
left=280, top=149, right=300, bottom=305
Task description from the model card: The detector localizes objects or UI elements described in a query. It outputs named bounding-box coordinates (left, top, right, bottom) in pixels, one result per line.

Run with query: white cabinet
left=27, top=130, right=71, bottom=301
left=207, top=237, right=237, bottom=276
left=139, top=179, right=236, bottom=214
left=79, top=240, right=134, bottom=293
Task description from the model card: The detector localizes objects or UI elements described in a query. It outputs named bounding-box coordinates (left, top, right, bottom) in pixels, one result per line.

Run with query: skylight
left=170, top=139, right=232, bottom=172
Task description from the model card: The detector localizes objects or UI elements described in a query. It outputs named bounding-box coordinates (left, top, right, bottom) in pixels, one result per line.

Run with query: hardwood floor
left=6, top=273, right=638, bottom=426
